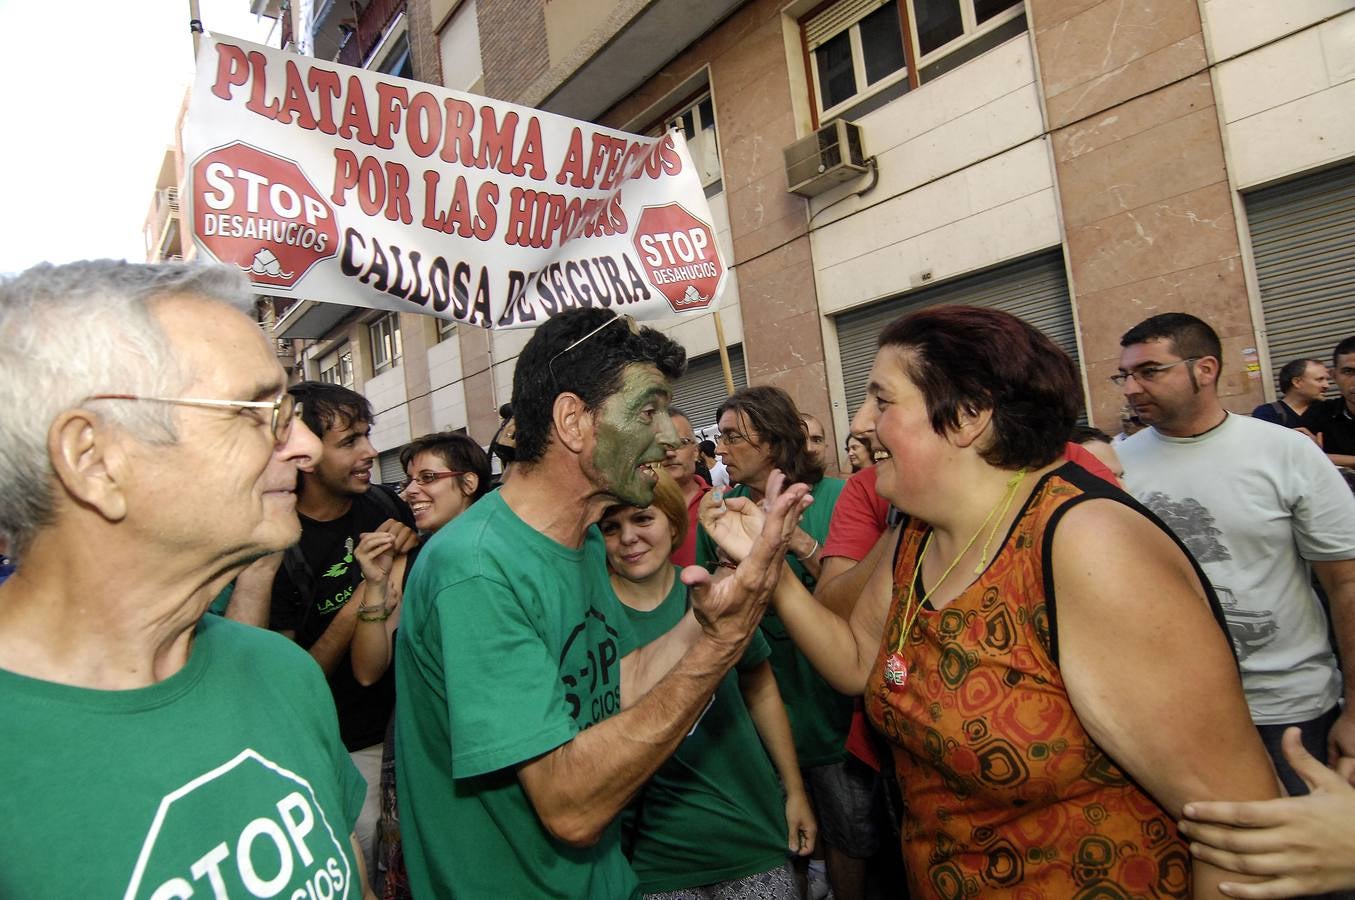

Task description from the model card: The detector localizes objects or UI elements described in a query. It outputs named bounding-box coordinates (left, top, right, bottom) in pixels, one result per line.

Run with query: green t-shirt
left=697, top=476, right=853, bottom=767
left=396, top=490, right=640, bottom=899
left=620, top=568, right=789, bottom=892
left=1, top=613, right=365, bottom=899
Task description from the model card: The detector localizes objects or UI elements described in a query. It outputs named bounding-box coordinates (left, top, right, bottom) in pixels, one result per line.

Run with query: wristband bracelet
left=356, top=605, right=392, bottom=623
left=794, top=539, right=819, bottom=562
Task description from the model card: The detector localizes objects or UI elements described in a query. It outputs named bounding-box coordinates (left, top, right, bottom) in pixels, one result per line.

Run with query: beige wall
left=1030, top=0, right=1261, bottom=429
left=603, top=0, right=838, bottom=454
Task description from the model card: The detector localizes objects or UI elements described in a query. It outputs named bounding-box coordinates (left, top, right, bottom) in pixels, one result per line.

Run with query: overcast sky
left=0, top=0, right=275, bottom=274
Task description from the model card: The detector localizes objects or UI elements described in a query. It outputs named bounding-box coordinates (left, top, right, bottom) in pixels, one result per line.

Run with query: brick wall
left=476, top=0, right=550, bottom=99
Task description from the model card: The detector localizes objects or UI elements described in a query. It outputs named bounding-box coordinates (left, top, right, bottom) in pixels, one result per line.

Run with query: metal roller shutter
left=671, top=345, right=748, bottom=432
left=378, top=449, right=406, bottom=487
left=1245, top=161, right=1355, bottom=386
left=835, top=250, right=1079, bottom=417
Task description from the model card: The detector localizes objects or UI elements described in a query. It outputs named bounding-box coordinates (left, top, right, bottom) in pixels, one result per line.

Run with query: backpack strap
left=282, top=541, right=319, bottom=639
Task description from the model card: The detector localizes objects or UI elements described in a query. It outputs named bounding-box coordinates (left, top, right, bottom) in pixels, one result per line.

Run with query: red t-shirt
left=1062, top=440, right=1117, bottom=484
left=822, top=466, right=892, bottom=562
left=671, top=474, right=711, bottom=568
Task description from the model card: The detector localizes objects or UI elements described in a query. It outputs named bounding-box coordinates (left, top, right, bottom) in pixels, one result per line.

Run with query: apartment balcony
left=337, top=0, right=404, bottom=68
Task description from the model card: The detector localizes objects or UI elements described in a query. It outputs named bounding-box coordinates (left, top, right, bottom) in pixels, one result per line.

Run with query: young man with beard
left=1115, top=313, right=1355, bottom=795
left=267, top=381, right=416, bottom=878
left=394, top=309, right=811, bottom=898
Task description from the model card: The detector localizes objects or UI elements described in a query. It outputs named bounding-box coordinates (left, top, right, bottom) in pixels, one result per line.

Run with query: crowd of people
left=2, top=258, right=1355, bottom=900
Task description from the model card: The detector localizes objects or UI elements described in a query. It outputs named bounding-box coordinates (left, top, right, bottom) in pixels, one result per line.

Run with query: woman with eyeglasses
left=347, top=431, right=492, bottom=900
left=700, top=306, right=1279, bottom=898
left=600, top=473, right=814, bottom=900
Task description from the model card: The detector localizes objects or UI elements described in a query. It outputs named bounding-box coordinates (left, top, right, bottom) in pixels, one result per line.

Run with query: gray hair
left=0, top=260, right=254, bottom=553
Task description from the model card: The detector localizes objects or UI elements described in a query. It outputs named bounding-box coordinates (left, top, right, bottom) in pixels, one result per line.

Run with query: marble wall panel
left=1044, top=33, right=1208, bottom=129
left=1056, top=106, right=1226, bottom=227
left=1034, top=0, right=1204, bottom=98
left=1065, top=182, right=1240, bottom=296
left=1050, top=73, right=1214, bottom=162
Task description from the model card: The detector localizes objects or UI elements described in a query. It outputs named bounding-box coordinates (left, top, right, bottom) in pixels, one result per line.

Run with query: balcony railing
left=337, top=0, right=404, bottom=68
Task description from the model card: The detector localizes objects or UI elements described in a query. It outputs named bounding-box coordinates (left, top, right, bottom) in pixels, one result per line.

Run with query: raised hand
left=353, top=531, right=399, bottom=587
left=1179, top=726, right=1355, bottom=898
left=698, top=490, right=765, bottom=563
left=684, top=469, right=812, bottom=651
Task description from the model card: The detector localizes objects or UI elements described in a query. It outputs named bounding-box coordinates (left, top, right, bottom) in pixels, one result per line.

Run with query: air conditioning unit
left=784, top=119, right=868, bottom=198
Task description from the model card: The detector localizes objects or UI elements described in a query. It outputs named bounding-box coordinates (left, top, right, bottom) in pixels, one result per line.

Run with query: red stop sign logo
left=191, top=142, right=338, bottom=289
left=632, top=203, right=724, bottom=313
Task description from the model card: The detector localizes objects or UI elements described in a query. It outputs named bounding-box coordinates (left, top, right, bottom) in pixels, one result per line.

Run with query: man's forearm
left=816, top=531, right=889, bottom=618
left=621, top=612, right=701, bottom=705
left=307, top=600, right=360, bottom=674
left=224, top=552, right=283, bottom=627
left=1326, top=453, right=1355, bottom=468
left=518, top=634, right=742, bottom=847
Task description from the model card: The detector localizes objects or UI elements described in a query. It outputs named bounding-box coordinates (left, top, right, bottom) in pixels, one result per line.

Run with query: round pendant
left=883, top=652, right=909, bottom=692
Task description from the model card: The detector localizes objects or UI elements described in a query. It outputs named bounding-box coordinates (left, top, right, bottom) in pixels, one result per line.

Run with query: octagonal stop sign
left=631, top=203, right=724, bottom=314
left=191, top=142, right=338, bottom=290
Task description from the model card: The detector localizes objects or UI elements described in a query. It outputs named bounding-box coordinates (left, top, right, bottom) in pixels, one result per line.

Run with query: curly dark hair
left=289, top=380, right=373, bottom=436
left=879, top=305, right=1078, bottom=470
left=716, top=386, right=825, bottom=485
left=399, top=431, right=492, bottom=503
left=511, top=309, right=686, bottom=464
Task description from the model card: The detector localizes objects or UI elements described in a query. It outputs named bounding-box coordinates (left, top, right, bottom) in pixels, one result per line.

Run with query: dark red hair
left=878, top=305, right=1078, bottom=469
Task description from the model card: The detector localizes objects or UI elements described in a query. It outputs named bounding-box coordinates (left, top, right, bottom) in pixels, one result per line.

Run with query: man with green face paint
left=395, top=308, right=813, bottom=899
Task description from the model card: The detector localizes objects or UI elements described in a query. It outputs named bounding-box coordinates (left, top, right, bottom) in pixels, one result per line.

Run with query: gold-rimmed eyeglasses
left=83, top=392, right=300, bottom=444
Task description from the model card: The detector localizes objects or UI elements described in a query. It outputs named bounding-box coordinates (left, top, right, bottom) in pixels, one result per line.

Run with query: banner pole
left=712, top=311, right=735, bottom=395
left=189, top=0, right=202, bottom=56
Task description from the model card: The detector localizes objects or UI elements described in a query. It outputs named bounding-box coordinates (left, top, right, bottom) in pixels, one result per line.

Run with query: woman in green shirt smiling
left=600, top=473, right=814, bottom=899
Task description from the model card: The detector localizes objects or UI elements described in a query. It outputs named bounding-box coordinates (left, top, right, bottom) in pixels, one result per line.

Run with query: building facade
left=188, top=0, right=1355, bottom=476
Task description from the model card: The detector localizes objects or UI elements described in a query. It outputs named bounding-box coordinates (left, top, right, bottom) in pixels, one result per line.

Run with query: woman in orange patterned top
left=699, top=306, right=1278, bottom=898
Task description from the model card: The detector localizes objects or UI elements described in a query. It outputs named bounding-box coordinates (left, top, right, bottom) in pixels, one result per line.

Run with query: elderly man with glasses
left=0, top=260, right=380, bottom=897
left=1115, top=312, right=1355, bottom=798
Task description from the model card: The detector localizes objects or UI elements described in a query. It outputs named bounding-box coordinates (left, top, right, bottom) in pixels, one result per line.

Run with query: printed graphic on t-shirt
left=124, top=749, right=354, bottom=900
left=1141, top=491, right=1276, bottom=661
left=560, top=607, right=623, bottom=727
left=317, top=537, right=358, bottom=615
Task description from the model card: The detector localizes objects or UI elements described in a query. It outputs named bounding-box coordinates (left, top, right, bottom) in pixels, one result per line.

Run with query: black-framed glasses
left=1109, top=358, right=1199, bottom=387
left=547, top=314, right=641, bottom=385
left=715, top=431, right=752, bottom=447
left=399, top=470, right=465, bottom=494
left=84, top=392, right=300, bottom=444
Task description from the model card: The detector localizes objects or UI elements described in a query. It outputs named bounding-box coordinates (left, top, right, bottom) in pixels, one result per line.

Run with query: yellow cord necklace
left=882, top=468, right=1027, bottom=692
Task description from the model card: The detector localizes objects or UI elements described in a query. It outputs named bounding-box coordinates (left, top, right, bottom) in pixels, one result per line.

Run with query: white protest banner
left=183, top=35, right=727, bottom=329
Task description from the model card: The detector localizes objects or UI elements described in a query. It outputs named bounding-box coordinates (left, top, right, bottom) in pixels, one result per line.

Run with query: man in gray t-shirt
left=1115, top=313, right=1355, bottom=795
